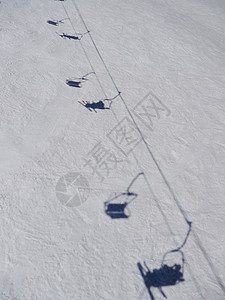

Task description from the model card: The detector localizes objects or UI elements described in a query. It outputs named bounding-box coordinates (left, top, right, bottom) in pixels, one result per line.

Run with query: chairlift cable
left=60, top=1, right=223, bottom=295
left=61, top=1, right=204, bottom=297
left=70, top=1, right=225, bottom=294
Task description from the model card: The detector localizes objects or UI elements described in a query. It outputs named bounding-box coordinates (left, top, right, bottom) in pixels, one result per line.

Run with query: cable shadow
left=137, top=222, right=192, bottom=299
left=69, top=1, right=225, bottom=296
left=104, top=172, right=144, bottom=219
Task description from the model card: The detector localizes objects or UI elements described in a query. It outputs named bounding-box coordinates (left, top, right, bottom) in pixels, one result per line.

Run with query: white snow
left=0, top=0, right=225, bottom=299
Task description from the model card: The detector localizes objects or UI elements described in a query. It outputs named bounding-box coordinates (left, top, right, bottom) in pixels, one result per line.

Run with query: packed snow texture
left=0, top=0, right=225, bottom=299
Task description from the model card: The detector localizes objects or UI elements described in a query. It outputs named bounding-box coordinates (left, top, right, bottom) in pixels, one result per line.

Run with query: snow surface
left=0, top=0, right=225, bottom=299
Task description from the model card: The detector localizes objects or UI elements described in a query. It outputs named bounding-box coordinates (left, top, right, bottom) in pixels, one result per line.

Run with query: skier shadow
left=137, top=222, right=192, bottom=300
left=56, top=31, right=89, bottom=40
left=104, top=172, right=144, bottom=219
left=79, top=92, right=121, bottom=112
left=137, top=262, right=184, bottom=300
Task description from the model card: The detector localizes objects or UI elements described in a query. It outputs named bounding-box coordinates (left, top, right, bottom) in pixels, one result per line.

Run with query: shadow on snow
left=66, top=72, right=95, bottom=88
left=104, top=172, right=144, bottom=219
left=79, top=92, right=121, bottom=112
left=137, top=222, right=192, bottom=300
left=56, top=31, right=89, bottom=40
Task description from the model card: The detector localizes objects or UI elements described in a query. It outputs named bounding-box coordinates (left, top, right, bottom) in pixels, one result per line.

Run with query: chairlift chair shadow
left=104, top=172, right=144, bottom=219
left=137, top=261, right=184, bottom=300
left=66, top=72, right=95, bottom=88
left=47, top=18, right=68, bottom=26
left=105, top=202, right=130, bottom=219
left=56, top=31, right=89, bottom=40
left=79, top=92, right=121, bottom=112
left=137, top=222, right=192, bottom=300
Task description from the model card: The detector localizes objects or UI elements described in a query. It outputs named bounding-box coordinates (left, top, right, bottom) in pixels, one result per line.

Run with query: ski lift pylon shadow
left=137, top=222, right=192, bottom=300
left=104, top=172, right=144, bottom=219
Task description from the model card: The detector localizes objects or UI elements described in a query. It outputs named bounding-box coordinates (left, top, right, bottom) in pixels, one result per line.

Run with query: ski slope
left=0, top=0, right=225, bottom=299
